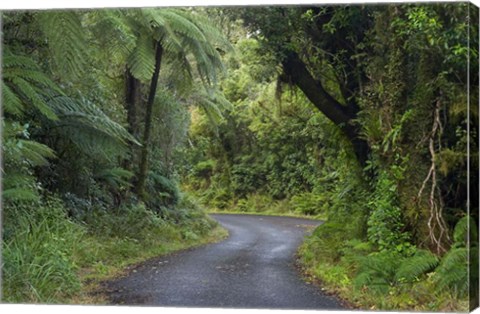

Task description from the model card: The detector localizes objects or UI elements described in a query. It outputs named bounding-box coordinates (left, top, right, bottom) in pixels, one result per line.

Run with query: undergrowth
left=298, top=215, right=475, bottom=312
left=1, top=193, right=227, bottom=304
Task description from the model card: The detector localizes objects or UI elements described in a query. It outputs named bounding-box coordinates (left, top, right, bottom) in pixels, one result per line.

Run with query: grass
left=71, top=225, right=228, bottom=304
left=207, top=209, right=326, bottom=220
left=2, top=197, right=229, bottom=305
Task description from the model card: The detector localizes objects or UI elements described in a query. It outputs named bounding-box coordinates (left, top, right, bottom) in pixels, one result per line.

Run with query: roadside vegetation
left=1, top=3, right=478, bottom=311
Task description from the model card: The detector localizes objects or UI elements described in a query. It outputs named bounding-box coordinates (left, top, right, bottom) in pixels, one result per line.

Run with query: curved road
left=104, top=214, right=343, bottom=309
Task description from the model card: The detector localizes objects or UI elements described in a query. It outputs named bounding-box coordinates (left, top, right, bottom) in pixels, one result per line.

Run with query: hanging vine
left=417, top=99, right=451, bottom=254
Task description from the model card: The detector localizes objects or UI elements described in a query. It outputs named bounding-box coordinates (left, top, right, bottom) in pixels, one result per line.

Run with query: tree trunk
left=125, top=67, right=140, bottom=138
left=123, top=68, right=141, bottom=174
left=282, top=51, right=370, bottom=166
left=136, top=41, right=164, bottom=200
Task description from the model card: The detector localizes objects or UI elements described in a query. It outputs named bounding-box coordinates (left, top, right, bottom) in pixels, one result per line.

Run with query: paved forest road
left=104, top=214, right=344, bottom=309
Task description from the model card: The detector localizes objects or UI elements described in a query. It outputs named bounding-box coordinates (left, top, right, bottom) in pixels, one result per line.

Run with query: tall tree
left=119, top=8, right=230, bottom=199
left=229, top=6, right=372, bottom=165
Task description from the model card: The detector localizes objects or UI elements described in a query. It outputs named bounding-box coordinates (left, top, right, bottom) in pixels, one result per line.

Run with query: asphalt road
left=103, top=214, right=344, bottom=309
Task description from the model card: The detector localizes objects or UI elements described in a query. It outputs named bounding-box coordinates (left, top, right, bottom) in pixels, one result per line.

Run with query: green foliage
left=366, top=170, right=412, bottom=252
left=47, top=95, right=140, bottom=156
left=2, top=52, right=61, bottom=120
left=37, top=11, right=89, bottom=79
left=395, top=250, right=439, bottom=282
left=145, top=173, right=180, bottom=211
left=290, top=193, right=327, bottom=216
left=2, top=197, right=84, bottom=302
left=2, top=122, right=56, bottom=203
left=94, top=167, right=134, bottom=190
left=434, top=247, right=469, bottom=297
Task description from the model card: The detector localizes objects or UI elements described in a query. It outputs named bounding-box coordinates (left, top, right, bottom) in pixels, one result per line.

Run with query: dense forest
left=1, top=3, right=478, bottom=311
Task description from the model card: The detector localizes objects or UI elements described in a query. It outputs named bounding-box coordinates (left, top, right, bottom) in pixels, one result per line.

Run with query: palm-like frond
left=2, top=122, right=56, bottom=202
left=395, top=249, right=439, bottom=282
left=124, top=8, right=229, bottom=87
left=94, top=167, right=134, bottom=189
left=126, top=33, right=156, bottom=82
left=36, top=11, right=89, bottom=78
left=2, top=53, right=61, bottom=120
left=434, top=247, right=469, bottom=297
left=47, top=95, right=140, bottom=156
left=453, top=215, right=478, bottom=246
left=189, top=87, right=233, bottom=125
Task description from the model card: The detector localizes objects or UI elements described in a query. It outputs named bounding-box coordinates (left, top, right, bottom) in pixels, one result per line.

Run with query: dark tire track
left=103, top=214, right=344, bottom=309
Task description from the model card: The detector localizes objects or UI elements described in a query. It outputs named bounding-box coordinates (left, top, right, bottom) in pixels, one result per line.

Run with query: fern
left=395, top=249, right=439, bottom=282
left=453, top=215, right=478, bottom=246
left=36, top=11, right=89, bottom=78
left=95, top=167, right=134, bottom=189
left=47, top=95, right=140, bottom=154
left=434, top=247, right=469, bottom=297
left=2, top=53, right=61, bottom=120
left=2, top=122, right=56, bottom=203
left=353, top=251, right=401, bottom=295
left=127, top=33, right=156, bottom=82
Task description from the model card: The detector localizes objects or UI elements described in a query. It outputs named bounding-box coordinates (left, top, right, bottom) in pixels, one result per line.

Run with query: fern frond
left=95, top=167, right=133, bottom=189
left=2, top=172, right=40, bottom=203
left=453, top=215, right=478, bottom=246
left=47, top=95, right=140, bottom=157
left=2, top=83, right=24, bottom=116
left=48, top=95, right=140, bottom=146
left=353, top=252, right=401, bottom=295
left=127, top=33, right=156, bottom=82
left=2, top=53, right=60, bottom=120
left=10, top=77, right=58, bottom=120
left=36, top=11, right=89, bottom=78
left=395, top=249, right=439, bottom=282
left=434, top=247, right=468, bottom=297
left=16, top=140, right=57, bottom=167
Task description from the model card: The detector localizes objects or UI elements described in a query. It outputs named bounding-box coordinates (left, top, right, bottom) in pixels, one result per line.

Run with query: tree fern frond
left=395, top=249, right=439, bottom=282
left=127, top=33, right=156, bottom=82
left=434, top=247, right=468, bottom=297
left=2, top=53, right=61, bottom=120
left=453, top=215, right=478, bottom=246
left=2, top=83, right=24, bottom=116
left=16, top=140, right=57, bottom=167
left=9, top=77, right=58, bottom=120
left=94, top=167, right=134, bottom=189
left=48, top=95, right=140, bottom=146
left=154, top=9, right=208, bottom=43
left=177, top=10, right=233, bottom=52
left=36, top=11, right=89, bottom=78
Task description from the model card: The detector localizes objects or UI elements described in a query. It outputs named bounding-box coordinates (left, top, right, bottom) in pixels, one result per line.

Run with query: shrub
left=290, top=192, right=327, bottom=216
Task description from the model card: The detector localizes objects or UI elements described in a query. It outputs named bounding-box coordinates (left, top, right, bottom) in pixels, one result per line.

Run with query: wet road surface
left=104, top=214, right=344, bottom=309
